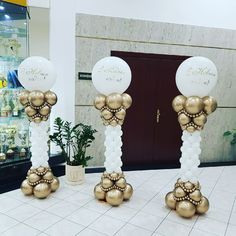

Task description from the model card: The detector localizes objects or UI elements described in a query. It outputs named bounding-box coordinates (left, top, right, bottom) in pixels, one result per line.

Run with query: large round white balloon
left=18, top=56, right=56, bottom=92
left=176, top=56, right=217, bottom=97
left=92, top=56, right=131, bottom=95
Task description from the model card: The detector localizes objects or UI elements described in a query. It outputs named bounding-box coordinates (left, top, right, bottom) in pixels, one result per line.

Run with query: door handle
left=157, top=109, right=160, bottom=123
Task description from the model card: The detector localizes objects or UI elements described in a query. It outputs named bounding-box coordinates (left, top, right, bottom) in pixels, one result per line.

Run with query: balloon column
left=92, top=57, right=133, bottom=206
left=165, top=56, right=218, bottom=218
left=18, top=57, right=59, bottom=199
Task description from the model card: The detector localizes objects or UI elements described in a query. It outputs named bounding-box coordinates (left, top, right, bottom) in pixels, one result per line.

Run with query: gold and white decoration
left=165, top=56, right=218, bottom=218
left=92, top=56, right=133, bottom=206
left=18, top=56, right=59, bottom=199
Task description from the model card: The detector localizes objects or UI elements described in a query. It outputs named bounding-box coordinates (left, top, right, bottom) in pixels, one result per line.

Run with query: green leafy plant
left=223, top=129, right=236, bottom=145
left=50, top=117, right=97, bottom=166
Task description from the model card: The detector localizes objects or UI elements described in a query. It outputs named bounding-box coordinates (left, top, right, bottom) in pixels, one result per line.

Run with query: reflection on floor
left=0, top=166, right=236, bottom=236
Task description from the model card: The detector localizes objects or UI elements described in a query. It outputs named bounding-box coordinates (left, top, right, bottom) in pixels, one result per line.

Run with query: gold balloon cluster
left=94, top=172, right=133, bottom=206
left=21, top=166, right=60, bottom=199
left=19, top=90, right=57, bottom=123
left=165, top=179, right=209, bottom=218
left=172, top=95, right=217, bottom=132
left=94, top=93, right=132, bottom=126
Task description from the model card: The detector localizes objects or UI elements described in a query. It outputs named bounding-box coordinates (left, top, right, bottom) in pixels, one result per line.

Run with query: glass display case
left=0, top=1, right=30, bottom=165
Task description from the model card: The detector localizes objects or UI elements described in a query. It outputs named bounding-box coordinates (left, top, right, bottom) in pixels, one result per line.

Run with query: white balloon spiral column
left=165, top=56, right=218, bottom=218
left=92, top=57, right=133, bottom=206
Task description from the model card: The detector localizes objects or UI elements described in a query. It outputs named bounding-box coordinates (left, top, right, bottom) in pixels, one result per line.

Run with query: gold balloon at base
left=165, top=179, right=209, bottom=218
left=21, top=179, right=33, bottom=195
left=33, top=182, right=51, bottom=199
left=94, top=172, right=133, bottom=206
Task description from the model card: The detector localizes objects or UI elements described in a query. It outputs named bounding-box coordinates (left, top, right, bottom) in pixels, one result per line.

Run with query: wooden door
left=111, top=51, right=189, bottom=169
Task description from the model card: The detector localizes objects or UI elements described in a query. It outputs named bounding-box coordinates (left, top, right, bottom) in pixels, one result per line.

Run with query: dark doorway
left=111, top=51, right=189, bottom=169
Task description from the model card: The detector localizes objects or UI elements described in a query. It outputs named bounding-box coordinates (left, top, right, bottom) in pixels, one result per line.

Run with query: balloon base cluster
left=94, top=172, right=133, bottom=206
left=21, top=166, right=60, bottom=199
left=165, top=179, right=209, bottom=218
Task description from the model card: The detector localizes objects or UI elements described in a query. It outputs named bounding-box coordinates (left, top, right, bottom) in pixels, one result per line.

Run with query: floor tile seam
left=224, top=197, right=236, bottom=236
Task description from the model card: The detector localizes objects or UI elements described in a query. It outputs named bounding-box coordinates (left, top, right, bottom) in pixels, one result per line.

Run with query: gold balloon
left=193, top=114, right=207, bottom=126
left=110, top=119, right=118, bottom=127
left=101, top=178, right=113, bottom=189
left=185, top=96, right=204, bottom=114
left=165, top=192, right=176, bottom=209
left=21, top=179, right=33, bottom=195
left=42, top=116, right=49, bottom=121
left=44, top=91, right=57, bottom=106
left=110, top=172, right=119, bottom=179
left=94, top=95, right=106, bottom=110
left=189, top=190, right=202, bottom=202
left=29, top=91, right=45, bottom=107
left=106, top=189, right=123, bottom=206
left=50, top=177, right=60, bottom=192
left=37, top=166, right=46, bottom=173
left=106, top=93, right=123, bottom=109
left=94, top=184, right=106, bottom=200
left=196, top=196, right=209, bottom=214
left=101, top=109, right=113, bottom=120
left=172, top=95, right=186, bottom=112
left=176, top=201, right=196, bottom=218
left=123, top=183, right=133, bottom=200
left=34, top=117, right=42, bottom=123
left=19, top=90, right=29, bottom=106
left=122, top=93, right=132, bottom=109
left=115, top=177, right=126, bottom=189
left=203, top=96, right=217, bottom=115
left=118, top=120, right=124, bottom=125
left=25, top=106, right=37, bottom=117
left=43, top=171, right=54, bottom=181
left=115, top=109, right=126, bottom=120
left=174, top=187, right=186, bottom=198
left=39, top=105, right=51, bottom=116
left=186, top=126, right=195, bottom=133
left=178, top=113, right=191, bottom=125
left=184, top=182, right=194, bottom=190
left=28, top=173, right=41, bottom=184
left=33, top=183, right=51, bottom=199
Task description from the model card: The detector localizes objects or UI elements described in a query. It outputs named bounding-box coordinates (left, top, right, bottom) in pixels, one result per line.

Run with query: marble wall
left=75, top=13, right=236, bottom=166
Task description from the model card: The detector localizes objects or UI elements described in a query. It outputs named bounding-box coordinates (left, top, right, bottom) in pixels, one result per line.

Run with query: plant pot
left=66, top=164, right=85, bottom=185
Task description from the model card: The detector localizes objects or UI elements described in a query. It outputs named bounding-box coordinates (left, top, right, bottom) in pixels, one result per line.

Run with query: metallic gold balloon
left=21, top=179, right=33, bottom=195
left=189, top=190, right=202, bottom=202
left=115, top=109, right=126, bottom=120
left=106, top=189, right=123, bottom=206
left=34, top=117, right=42, bottom=123
left=184, top=182, right=194, bottom=190
left=118, top=120, right=124, bottom=125
left=196, top=196, right=209, bottom=214
left=50, top=177, right=60, bottom=192
left=110, top=119, right=118, bottom=127
left=178, top=113, right=191, bottom=125
left=101, top=109, right=113, bottom=120
left=185, top=96, right=204, bottom=114
left=106, top=93, right=123, bottom=109
left=193, top=114, right=207, bottom=126
left=172, top=95, right=186, bottom=112
left=174, top=187, right=186, bottom=198
left=94, top=184, right=106, bottom=200
left=19, top=90, right=29, bottom=106
left=203, top=96, right=217, bottom=115
left=44, top=91, right=57, bottom=106
left=94, top=95, right=106, bottom=110
left=42, top=116, right=49, bottom=121
left=33, top=183, right=51, bottom=199
left=115, top=177, right=126, bottom=189
left=123, top=184, right=133, bottom=200
left=43, top=171, right=54, bottom=181
left=110, top=172, right=119, bottom=179
left=37, top=166, right=46, bottom=173
left=165, top=192, right=176, bottom=209
left=28, top=173, right=41, bottom=184
left=101, top=178, right=113, bottom=189
left=29, top=90, right=45, bottom=107
left=25, top=106, right=37, bottom=117
left=186, top=126, right=195, bottom=133
left=39, top=105, right=51, bottom=116
left=176, top=201, right=196, bottom=218
left=122, top=93, right=132, bottom=109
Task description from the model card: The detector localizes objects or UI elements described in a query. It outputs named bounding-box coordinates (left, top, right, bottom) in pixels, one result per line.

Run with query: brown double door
left=111, top=51, right=189, bottom=169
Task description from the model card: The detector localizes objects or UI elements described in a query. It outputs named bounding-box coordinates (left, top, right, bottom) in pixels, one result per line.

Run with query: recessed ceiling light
left=0, top=6, right=5, bottom=10
left=4, top=14, right=10, bottom=20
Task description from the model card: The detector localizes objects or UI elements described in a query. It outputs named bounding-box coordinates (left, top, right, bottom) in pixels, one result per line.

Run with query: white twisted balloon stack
left=92, top=57, right=133, bottom=206
left=165, top=56, right=218, bottom=218
left=18, top=57, right=60, bottom=199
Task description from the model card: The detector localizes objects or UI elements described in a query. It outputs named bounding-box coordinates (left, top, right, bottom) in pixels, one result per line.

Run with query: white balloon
left=18, top=56, right=56, bottom=92
left=176, top=56, right=217, bottom=97
left=92, top=56, right=132, bottom=95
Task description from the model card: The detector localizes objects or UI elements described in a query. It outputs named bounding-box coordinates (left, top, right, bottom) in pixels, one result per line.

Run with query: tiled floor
left=0, top=166, right=236, bottom=236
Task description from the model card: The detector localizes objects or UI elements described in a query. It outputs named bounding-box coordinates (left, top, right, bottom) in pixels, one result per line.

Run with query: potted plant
left=50, top=117, right=97, bottom=185
left=223, top=129, right=236, bottom=145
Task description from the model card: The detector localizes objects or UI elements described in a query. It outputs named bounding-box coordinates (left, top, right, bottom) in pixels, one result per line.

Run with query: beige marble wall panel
left=76, top=14, right=236, bottom=50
